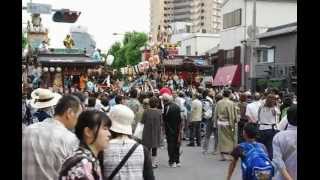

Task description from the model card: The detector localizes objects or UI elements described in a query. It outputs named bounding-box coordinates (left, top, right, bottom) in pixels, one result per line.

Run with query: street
left=154, top=140, right=241, bottom=180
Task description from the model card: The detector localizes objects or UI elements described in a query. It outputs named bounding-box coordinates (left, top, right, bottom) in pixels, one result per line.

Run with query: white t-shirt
left=257, top=105, right=280, bottom=130
left=278, top=115, right=288, bottom=131
left=245, top=100, right=263, bottom=123
left=95, top=99, right=103, bottom=111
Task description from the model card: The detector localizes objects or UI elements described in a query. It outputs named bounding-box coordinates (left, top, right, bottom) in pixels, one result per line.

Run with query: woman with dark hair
left=141, top=97, right=162, bottom=168
left=59, top=110, right=112, bottom=180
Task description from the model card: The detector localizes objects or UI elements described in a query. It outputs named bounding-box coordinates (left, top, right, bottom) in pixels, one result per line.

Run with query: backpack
left=59, top=151, right=100, bottom=180
left=239, top=142, right=274, bottom=180
left=202, top=99, right=213, bottom=120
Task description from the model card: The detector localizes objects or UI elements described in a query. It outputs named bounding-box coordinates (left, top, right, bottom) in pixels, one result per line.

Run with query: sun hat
left=162, top=93, right=173, bottom=102
left=108, top=104, right=135, bottom=135
left=30, top=88, right=62, bottom=109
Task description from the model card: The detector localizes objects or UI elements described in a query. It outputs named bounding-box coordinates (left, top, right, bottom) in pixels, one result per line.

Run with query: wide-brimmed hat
left=30, top=88, right=62, bottom=109
left=108, top=104, right=134, bottom=135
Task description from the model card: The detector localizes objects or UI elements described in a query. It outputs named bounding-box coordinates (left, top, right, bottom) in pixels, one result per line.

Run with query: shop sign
left=50, top=48, right=84, bottom=54
left=163, top=59, right=183, bottom=65
left=245, top=64, right=250, bottom=72
left=194, top=59, right=207, bottom=65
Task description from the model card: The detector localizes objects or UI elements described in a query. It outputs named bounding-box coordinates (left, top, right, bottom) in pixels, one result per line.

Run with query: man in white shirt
left=188, top=93, right=203, bottom=147
left=245, top=92, right=262, bottom=123
left=22, top=95, right=83, bottom=180
left=272, top=104, right=297, bottom=180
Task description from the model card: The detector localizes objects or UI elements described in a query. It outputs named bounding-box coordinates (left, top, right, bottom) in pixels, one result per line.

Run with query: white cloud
left=22, top=0, right=150, bottom=51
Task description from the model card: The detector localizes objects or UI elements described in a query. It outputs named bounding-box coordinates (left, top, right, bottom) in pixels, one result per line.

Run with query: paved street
left=154, top=139, right=241, bottom=180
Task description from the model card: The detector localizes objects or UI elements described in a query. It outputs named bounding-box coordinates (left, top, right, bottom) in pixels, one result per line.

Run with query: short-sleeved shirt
left=22, top=118, right=79, bottom=180
left=245, top=101, right=262, bottom=123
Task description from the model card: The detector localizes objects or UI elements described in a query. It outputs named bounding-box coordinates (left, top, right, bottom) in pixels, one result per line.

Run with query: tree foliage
left=108, top=31, right=148, bottom=69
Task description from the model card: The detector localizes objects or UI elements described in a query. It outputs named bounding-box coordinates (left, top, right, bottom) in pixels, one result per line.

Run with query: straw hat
left=108, top=104, right=135, bottom=135
left=30, top=88, right=62, bottom=109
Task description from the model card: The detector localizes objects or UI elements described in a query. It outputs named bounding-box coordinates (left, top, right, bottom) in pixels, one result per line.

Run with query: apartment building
left=213, top=0, right=297, bottom=89
left=150, top=0, right=222, bottom=42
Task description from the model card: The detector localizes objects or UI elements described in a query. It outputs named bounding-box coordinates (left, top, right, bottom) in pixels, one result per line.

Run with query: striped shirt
left=22, top=118, right=79, bottom=180
left=103, top=138, right=144, bottom=180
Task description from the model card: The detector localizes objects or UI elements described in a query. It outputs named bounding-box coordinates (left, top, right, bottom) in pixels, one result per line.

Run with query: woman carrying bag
left=103, top=104, right=155, bottom=180
left=59, top=110, right=112, bottom=180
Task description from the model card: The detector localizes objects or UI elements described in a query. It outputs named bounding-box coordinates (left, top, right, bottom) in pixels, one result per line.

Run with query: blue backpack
left=239, top=142, right=274, bottom=180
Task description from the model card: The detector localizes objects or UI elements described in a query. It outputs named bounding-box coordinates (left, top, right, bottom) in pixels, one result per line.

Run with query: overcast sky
left=22, top=0, right=150, bottom=51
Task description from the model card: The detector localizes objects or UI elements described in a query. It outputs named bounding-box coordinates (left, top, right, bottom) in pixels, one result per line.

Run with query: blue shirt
left=109, top=98, right=116, bottom=107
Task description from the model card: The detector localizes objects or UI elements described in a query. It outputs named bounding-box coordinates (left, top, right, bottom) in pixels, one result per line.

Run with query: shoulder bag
left=107, top=142, right=140, bottom=180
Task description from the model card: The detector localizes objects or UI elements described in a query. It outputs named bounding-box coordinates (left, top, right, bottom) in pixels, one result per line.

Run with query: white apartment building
left=220, top=0, right=297, bottom=50
left=150, top=0, right=222, bottom=42
left=179, top=33, right=220, bottom=56
left=217, top=0, right=297, bottom=88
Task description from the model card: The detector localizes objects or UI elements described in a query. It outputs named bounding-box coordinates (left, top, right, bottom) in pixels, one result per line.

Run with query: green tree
left=107, top=31, right=148, bottom=69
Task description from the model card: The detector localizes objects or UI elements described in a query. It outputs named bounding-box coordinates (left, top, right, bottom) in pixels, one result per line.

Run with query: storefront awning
left=212, top=65, right=241, bottom=86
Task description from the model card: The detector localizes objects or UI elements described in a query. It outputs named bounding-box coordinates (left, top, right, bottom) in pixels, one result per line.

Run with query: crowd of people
left=22, top=76, right=297, bottom=180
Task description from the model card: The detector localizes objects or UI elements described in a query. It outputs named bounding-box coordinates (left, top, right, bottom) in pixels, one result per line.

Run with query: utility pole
left=249, top=0, right=257, bottom=91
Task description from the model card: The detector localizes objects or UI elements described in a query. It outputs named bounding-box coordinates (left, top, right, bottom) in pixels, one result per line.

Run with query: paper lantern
left=120, top=68, right=125, bottom=74
left=43, top=67, right=49, bottom=72
left=49, top=67, right=55, bottom=72
left=56, top=67, right=62, bottom=72
left=106, top=55, right=114, bottom=66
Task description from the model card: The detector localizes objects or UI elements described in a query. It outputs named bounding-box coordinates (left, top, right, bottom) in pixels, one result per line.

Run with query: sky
left=22, top=0, right=150, bottom=51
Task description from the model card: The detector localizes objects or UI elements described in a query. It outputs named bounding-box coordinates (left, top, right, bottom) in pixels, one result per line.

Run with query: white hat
left=162, top=93, right=173, bottom=102
left=30, top=88, right=62, bottom=109
left=244, top=91, right=252, bottom=96
left=108, top=104, right=134, bottom=135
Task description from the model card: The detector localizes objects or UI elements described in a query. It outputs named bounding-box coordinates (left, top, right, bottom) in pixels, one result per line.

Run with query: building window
left=201, top=9, right=205, bottom=13
left=186, top=25, right=191, bottom=33
left=201, top=16, right=204, bottom=20
left=225, top=50, right=234, bottom=64
left=223, top=9, right=241, bottom=29
left=202, top=29, right=207, bottom=33
left=257, top=48, right=275, bottom=63
left=186, top=46, right=191, bottom=56
left=200, top=22, right=204, bottom=26
left=201, top=3, right=204, bottom=6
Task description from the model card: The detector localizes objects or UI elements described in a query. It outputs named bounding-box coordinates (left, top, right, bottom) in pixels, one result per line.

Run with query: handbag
left=133, top=122, right=144, bottom=140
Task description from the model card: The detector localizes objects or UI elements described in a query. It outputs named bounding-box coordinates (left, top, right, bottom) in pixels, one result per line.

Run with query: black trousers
left=238, top=120, right=247, bottom=143
left=166, top=135, right=180, bottom=164
left=189, top=121, right=201, bottom=145
left=257, top=129, right=279, bottom=158
left=149, top=148, right=157, bottom=157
